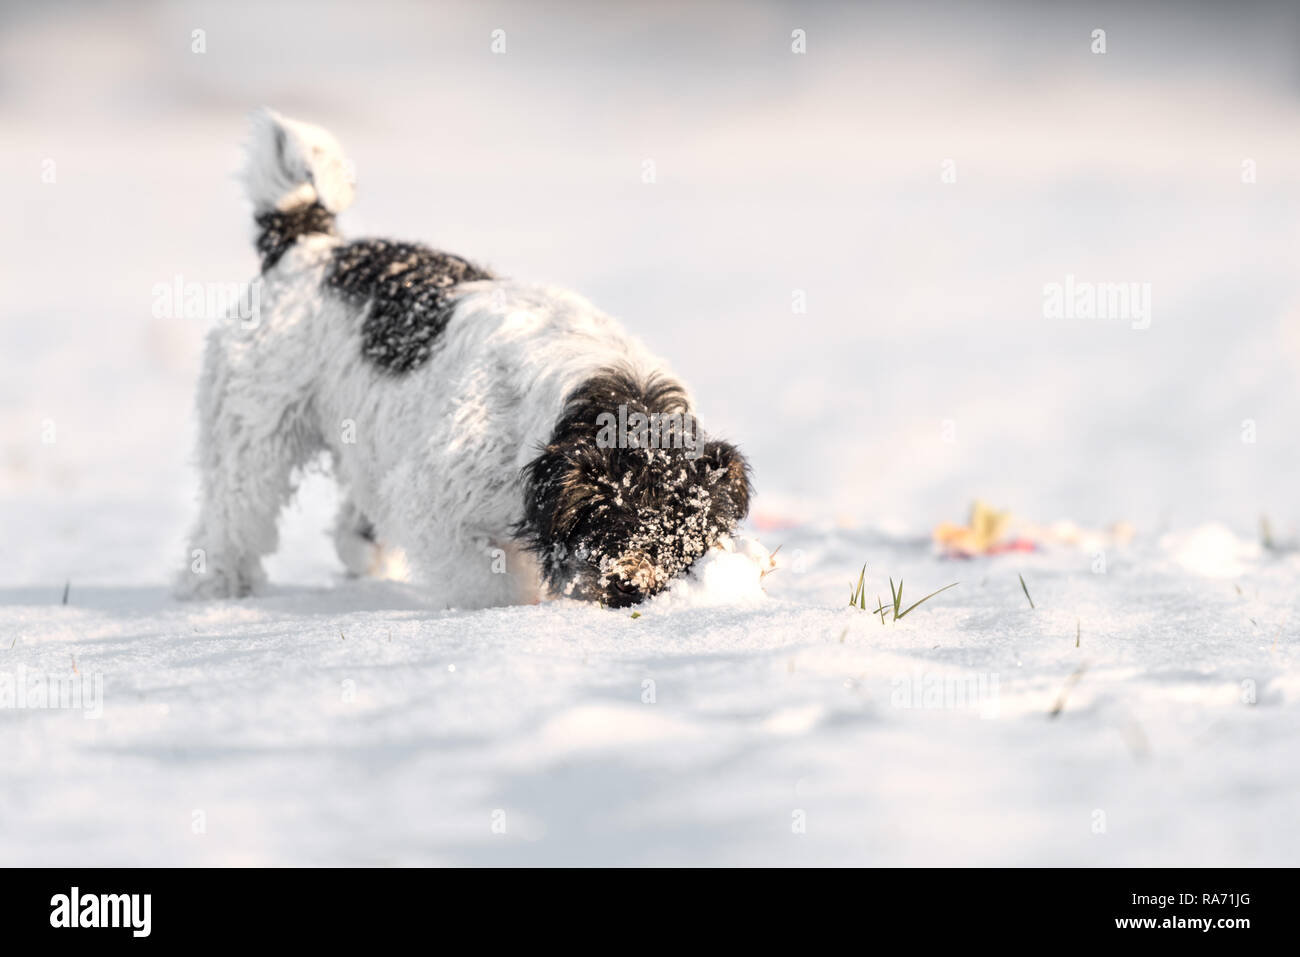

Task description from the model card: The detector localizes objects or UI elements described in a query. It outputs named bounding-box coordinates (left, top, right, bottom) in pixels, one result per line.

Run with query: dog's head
left=518, top=369, right=751, bottom=607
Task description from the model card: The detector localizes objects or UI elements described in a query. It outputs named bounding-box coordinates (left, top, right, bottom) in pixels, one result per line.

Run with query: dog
left=175, top=109, right=752, bottom=609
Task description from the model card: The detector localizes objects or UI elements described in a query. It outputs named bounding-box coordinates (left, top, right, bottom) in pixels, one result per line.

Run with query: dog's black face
left=518, top=370, right=752, bottom=607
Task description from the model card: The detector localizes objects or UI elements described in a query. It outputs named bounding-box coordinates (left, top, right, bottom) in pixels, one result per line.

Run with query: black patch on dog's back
left=254, top=202, right=337, bottom=271
left=326, top=240, right=493, bottom=374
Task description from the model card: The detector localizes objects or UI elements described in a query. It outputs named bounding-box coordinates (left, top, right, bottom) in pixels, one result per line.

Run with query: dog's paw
left=334, top=524, right=381, bottom=578
left=333, top=508, right=410, bottom=581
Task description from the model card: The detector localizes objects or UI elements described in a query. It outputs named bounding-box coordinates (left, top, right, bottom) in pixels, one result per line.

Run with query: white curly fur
left=176, top=111, right=680, bottom=608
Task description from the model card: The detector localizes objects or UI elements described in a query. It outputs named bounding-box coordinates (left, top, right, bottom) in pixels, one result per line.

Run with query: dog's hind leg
left=175, top=329, right=321, bottom=599
left=332, top=496, right=408, bottom=579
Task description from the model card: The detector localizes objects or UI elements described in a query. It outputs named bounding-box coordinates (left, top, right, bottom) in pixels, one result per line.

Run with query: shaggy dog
left=176, top=109, right=752, bottom=608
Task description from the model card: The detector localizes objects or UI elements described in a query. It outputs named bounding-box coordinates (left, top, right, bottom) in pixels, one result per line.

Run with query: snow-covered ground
left=2, top=0, right=1299, bottom=865
left=5, top=526, right=1299, bottom=866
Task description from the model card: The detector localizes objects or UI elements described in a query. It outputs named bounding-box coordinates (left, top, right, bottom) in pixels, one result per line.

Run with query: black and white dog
left=176, top=109, right=751, bottom=608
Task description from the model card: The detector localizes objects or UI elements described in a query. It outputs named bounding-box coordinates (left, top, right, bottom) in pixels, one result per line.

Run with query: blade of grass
left=1018, top=572, right=1035, bottom=609
left=1048, top=663, right=1088, bottom=718
left=896, top=581, right=961, bottom=619
left=849, top=563, right=867, bottom=608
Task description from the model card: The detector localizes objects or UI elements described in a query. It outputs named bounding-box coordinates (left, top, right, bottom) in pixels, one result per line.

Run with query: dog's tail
left=241, top=107, right=355, bottom=215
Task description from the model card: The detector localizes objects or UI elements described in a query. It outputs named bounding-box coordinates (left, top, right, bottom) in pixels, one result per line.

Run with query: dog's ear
left=697, top=439, right=752, bottom=521
left=519, top=445, right=572, bottom=551
left=518, top=440, right=606, bottom=562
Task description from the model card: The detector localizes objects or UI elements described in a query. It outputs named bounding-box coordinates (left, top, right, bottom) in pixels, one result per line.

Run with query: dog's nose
left=604, top=575, right=643, bottom=607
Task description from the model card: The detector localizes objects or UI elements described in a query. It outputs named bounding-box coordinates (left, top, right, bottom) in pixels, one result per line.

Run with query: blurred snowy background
left=1, top=0, right=1299, bottom=866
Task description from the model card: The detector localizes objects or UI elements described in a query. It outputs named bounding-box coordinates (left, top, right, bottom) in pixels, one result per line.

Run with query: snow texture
left=2, top=1, right=1299, bottom=865
left=655, top=535, right=772, bottom=607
